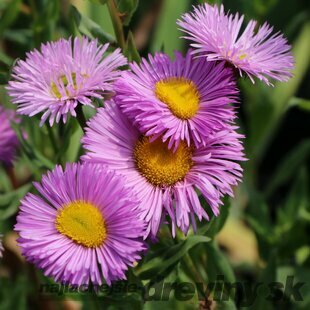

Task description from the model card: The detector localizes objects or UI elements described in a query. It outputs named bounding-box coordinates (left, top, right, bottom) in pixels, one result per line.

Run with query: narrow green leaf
left=205, top=241, right=236, bottom=284
left=198, top=196, right=230, bottom=237
left=64, top=124, right=83, bottom=163
left=0, top=0, right=22, bottom=36
left=2, top=29, right=32, bottom=45
left=288, top=97, right=310, bottom=112
left=246, top=186, right=274, bottom=259
left=0, top=166, right=11, bottom=192
left=265, top=140, right=310, bottom=196
left=0, top=71, right=9, bottom=84
left=216, top=300, right=237, bottom=310
left=11, top=123, right=55, bottom=170
left=249, top=251, right=277, bottom=310
left=87, top=0, right=108, bottom=4
left=125, top=31, right=141, bottom=63
left=271, top=22, right=310, bottom=113
left=151, top=0, right=189, bottom=57
left=70, top=6, right=115, bottom=44
left=0, top=183, right=32, bottom=220
left=0, top=50, right=13, bottom=66
left=278, top=167, right=308, bottom=226
left=136, top=235, right=211, bottom=280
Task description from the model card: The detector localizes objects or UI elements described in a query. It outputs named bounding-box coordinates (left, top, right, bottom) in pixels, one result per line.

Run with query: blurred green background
left=0, top=0, right=309, bottom=309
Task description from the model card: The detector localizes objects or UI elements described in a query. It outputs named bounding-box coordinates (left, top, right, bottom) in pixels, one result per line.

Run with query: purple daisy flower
left=0, top=234, right=4, bottom=258
left=15, top=163, right=146, bottom=286
left=82, top=102, right=245, bottom=238
left=115, top=51, right=237, bottom=149
left=0, top=106, right=19, bottom=166
left=7, top=37, right=127, bottom=126
left=177, top=4, right=294, bottom=85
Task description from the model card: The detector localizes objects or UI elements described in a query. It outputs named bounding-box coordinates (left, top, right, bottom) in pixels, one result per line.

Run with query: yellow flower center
left=239, top=54, right=247, bottom=60
left=51, top=72, right=89, bottom=99
left=55, top=200, right=107, bottom=248
left=155, top=77, right=200, bottom=120
left=51, top=73, right=78, bottom=98
left=134, top=136, right=193, bottom=186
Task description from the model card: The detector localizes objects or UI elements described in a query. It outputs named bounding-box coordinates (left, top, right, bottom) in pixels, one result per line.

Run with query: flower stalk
left=76, top=105, right=87, bottom=132
left=107, top=0, right=126, bottom=51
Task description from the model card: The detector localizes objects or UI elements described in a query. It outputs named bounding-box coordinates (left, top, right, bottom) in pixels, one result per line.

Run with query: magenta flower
left=82, top=102, right=245, bottom=238
left=178, top=4, right=294, bottom=85
left=0, top=106, right=19, bottom=166
left=7, top=37, right=127, bottom=126
left=115, top=51, right=237, bottom=149
left=15, top=163, right=146, bottom=286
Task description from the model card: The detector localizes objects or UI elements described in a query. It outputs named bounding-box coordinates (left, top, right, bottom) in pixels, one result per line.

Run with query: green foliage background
left=0, top=0, right=309, bottom=309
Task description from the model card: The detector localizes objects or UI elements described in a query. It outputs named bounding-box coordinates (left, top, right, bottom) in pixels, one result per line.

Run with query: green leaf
left=11, top=123, right=55, bottom=171
left=2, top=29, right=32, bottom=45
left=70, top=6, right=115, bottom=44
left=136, top=235, right=211, bottom=280
left=0, top=50, right=13, bottom=66
left=265, top=140, right=310, bottom=197
left=198, top=196, right=230, bottom=237
left=245, top=22, right=310, bottom=162
left=124, top=31, right=141, bottom=63
left=276, top=220, right=309, bottom=257
left=249, top=251, right=277, bottom=310
left=216, top=299, right=238, bottom=310
left=116, top=0, right=139, bottom=26
left=64, top=123, right=83, bottom=163
left=151, top=0, right=189, bottom=57
left=88, top=1, right=114, bottom=36
left=288, top=97, right=310, bottom=112
left=0, top=71, right=9, bottom=84
left=277, top=266, right=310, bottom=308
left=0, top=274, right=31, bottom=310
left=31, top=0, right=60, bottom=45
left=56, top=118, right=78, bottom=164
left=0, top=0, right=22, bottom=36
left=0, top=183, right=32, bottom=220
left=87, top=0, right=108, bottom=4
left=0, top=166, right=11, bottom=192
left=205, top=241, right=236, bottom=284
left=278, top=167, right=308, bottom=226
left=246, top=186, right=274, bottom=260
left=246, top=187, right=272, bottom=232
left=271, top=22, right=310, bottom=113
left=273, top=168, right=309, bottom=255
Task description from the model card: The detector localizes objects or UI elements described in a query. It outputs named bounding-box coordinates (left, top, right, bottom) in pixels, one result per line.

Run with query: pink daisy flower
left=82, top=102, right=245, bottom=238
left=0, top=106, right=19, bottom=166
left=177, top=4, right=294, bottom=85
left=7, top=37, right=127, bottom=126
left=15, top=163, right=146, bottom=286
left=115, top=51, right=238, bottom=150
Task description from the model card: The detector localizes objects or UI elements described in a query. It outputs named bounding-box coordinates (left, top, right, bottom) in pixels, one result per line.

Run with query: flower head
left=177, top=4, right=294, bottom=85
left=15, top=163, right=146, bottom=286
left=7, top=37, right=127, bottom=126
left=82, top=102, right=245, bottom=238
left=115, top=51, right=237, bottom=149
left=0, top=106, right=19, bottom=166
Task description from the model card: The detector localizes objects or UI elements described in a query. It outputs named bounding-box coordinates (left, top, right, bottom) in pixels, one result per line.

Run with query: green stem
left=76, top=105, right=87, bottom=132
left=175, top=232, right=206, bottom=296
left=107, top=0, right=126, bottom=51
left=182, top=253, right=206, bottom=295
left=46, top=125, right=58, bottom=154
